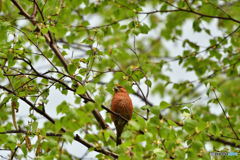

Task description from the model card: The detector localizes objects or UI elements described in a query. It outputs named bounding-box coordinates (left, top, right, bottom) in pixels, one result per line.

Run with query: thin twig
left=30, top=0, right=37, bottom=18
left=10, top=138, right=24, bottom=160
left=12, top=26, right=59, bottom=71
left=33, top=0, right=45, bottom=21
left=185, top=0, right=193, bottom=10
left=137, top=4, right=240, bottom=24
left=212, top=89, right=239, bottom=140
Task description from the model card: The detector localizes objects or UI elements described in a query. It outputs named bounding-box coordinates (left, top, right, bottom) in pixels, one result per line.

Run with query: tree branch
left=92, top=109, right=109, bottom=129
left=0, top=84, right=118, bottom=158
left=209, top=135, right=240, bottom=148
left=0, top=130, right=118, bottom=158
left=0, top=129, right=62, bottom=137
left=11, top=0, right=69, bottom=72
left=0, top=85, right=55, bottom=124
left=137, top=4, right=240, bottom=24
left=10, top=0, right=113, bottom=138
left=74, top=134, right=118, bottom=158
left=11, top=0, right=31, bottom=19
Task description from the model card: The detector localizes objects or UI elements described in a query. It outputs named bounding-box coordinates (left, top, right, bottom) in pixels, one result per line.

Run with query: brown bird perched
left=111, top=85, right=133, bottom=145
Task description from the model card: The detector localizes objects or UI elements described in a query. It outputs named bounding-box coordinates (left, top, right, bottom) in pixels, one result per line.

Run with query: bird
left=111, top=85, right=133, bottom=145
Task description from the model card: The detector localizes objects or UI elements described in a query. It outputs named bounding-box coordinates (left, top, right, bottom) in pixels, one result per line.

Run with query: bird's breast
left=111, top=93, right=133, bottom=120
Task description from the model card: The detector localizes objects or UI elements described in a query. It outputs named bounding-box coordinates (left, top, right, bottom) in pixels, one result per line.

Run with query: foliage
left=0, top=0, right=240, bottom=159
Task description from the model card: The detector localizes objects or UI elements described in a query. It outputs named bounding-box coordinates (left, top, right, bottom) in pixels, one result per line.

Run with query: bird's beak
left=114, top=87, right=118, bottom=92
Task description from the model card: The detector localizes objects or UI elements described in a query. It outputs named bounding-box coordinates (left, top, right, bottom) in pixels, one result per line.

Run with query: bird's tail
left=115, top=120, right=127, bottom=145
left=116, top=135, right=122, bottom=145
left=116, top=124, right=124, bottom=145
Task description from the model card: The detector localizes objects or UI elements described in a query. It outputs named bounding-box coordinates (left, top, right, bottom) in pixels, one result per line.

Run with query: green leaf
left=184, top=120, right=198, bottom=134
left=82, top=21, right=90, bottom=26
left=32, top=121, right=38, bottom=132
left=0, top=96, right=11, bottom=106
left=56, top=101, right=69, bottom=114
left=139, top=23, right=150, bottom=34
left=160, top=101, right=170, bottom=110
left=149, top=106, right=160, bottom=115
left=136, top=135, right=145, bottom=142
left=0, top=126, right=4, bottom=132
left=129, top=120, right=140, bottom=130
left=76, top=85, right=86, bottom=94
left=153, top=148, right=166, bottom=158
left=145, top=79, right=152, bottom=87
left=63, top=134, right=74, bottom=143
left=7, top=53, right=15, bottom=67
left=21, top=145, right=27, bottom=156
left=68, top=63, right=77, bottom=75
left=41, top=27, right=48, bottom=34
left=167, top=119, right=178, bottom=127
left=85, top=134, right=98, bottom=142
left=141, top=105, right=151, bottom=110
left=103, top=130, right=112, bottom=141
left=192, top=20, right=201, bottom=32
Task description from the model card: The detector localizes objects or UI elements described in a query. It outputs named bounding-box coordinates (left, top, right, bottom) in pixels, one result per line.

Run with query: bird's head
left=114, top=85, right=127, bottom=93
